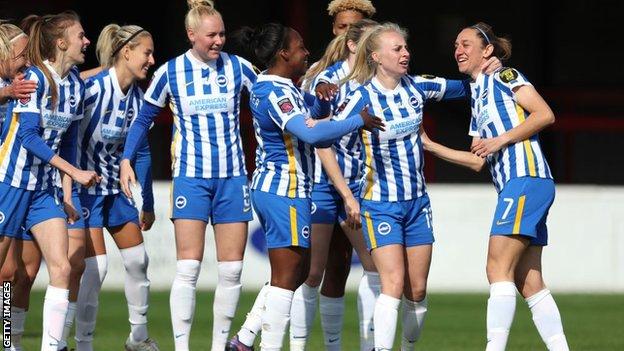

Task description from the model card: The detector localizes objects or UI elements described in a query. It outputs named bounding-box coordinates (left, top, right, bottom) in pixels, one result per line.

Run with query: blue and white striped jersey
left=311, top=60, right=363, bottom=185
left=145, top=50, right=256, bottom=178
left=78, top=67, right=144, bottom=195
left=0, top=62, right=84, bottom=190
left=249, top=74, right=315, bottom=198
left=336, top=75, right=465, bottom=202
left=469, top=68, right=552, bottom=193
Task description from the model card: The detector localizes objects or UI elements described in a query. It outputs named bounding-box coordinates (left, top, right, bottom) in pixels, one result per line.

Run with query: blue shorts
left=311, top=182, right=359, bottom=224
left=71, top=192, right=139, bottom=229
left=171, top=176, right=253, bottom=224
left=491, top=177, right=555, bottom=246
left=0, top=182, right=65, bottom=241
left=361, top=194, right=434, bottom=250
left=251, top=190, right=311, bottom=249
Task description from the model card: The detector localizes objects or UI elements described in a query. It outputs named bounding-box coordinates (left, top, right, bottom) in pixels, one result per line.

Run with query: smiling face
left=332, top=9, right=365, bottom=36
left=61, top=21, right=90, bottom=65
left=373, top=30, right=410, bottom=79
left=454, top=28, right=490, bottom=77
left=187, top=13, right=225, bottom=62
left=121, top=34, right=155, bottom=81
left=283, top=29, right=310, bottom=77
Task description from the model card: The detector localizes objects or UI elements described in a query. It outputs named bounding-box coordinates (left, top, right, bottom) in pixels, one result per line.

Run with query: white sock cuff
left=377, top=293, right=401, bottom=310
left=403, top=296, right=427, bottom=310
left=85, top=254, right=109, bottom=282
left=46, top=285, right=69, bottom=300
left=268, top=286, right=294, bottom=299
left=490, top=281, right=517, bottom=297
left=525, top=288, right=551, bottom=308
left=300, top=283, right=319, bottom=298
left=217, top=260, right=243, bottom=284
left=120, top=243, right=147, bottom=260
left=11, top=306, right=26, bottom=314
left=319, top=294, right=344, bottom=314
left=176, top=259, right=201, bottom=281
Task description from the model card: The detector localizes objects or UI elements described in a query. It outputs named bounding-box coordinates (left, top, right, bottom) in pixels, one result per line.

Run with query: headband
left=111, top=29, right=145, bottom=57
left=9, top=32, right=26, bottom=43
left=472, top=26, right=491, bottom=45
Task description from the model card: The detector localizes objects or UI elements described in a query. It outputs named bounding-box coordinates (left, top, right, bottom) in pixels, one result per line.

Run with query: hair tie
left=111, top=29, right=145, bottom=57
left=472, top=26, right=491, bottom=45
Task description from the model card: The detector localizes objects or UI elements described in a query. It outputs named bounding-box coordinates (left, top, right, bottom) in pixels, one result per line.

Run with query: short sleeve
left=144, top=64, right=170, bottom=107
left=13, top=68, right=44, bottom=114
left=267, top=89, right=305, bottom=130
left=413, top=75, right=448, bottom=101
left=239, top=56, right=258, bottom=92
left=333, top=88, right=367, bottom=121
left=497, top=67, right=532, bottom=91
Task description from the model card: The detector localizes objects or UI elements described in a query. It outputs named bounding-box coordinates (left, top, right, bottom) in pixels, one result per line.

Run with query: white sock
left=486, top=281, right=517, bottom=351
left=120, top=244, right=151, bottom=343
left=212, top=260, right=243, bottom=351
left=59, top=301, right=77, bottom=349
left=10, top=306, right=27, bottom=350
left=289, top=283, right=318, bottom=350
left=42, top=285, right=69, bottom=351
left=170, top=259, right=201, bottom=351
left=320, top=294, right=345, bottom=351
left=374, top=293, right=401, bottom=350
left=358, top=270, right=380, bottom=351
left=75, top=254, right=108, bottom=351
left=401, top=297, right=428, bottom=351
left=238, top=282, right=270, bottom=347
left=260, top=286, right=294, bottom=351
left=526, top=289, right=569, bottom=351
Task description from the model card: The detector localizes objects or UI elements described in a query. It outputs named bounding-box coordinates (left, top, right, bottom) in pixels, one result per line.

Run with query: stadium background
left=1, top=0, right=623, bottom=349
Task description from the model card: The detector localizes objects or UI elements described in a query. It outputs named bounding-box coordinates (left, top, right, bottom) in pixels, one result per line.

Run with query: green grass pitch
left=16, top=291, right=624, bottom=350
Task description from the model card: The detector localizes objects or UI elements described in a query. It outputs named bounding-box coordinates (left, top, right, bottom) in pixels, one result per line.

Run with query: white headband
left=9, top=32, right=26, bottom=43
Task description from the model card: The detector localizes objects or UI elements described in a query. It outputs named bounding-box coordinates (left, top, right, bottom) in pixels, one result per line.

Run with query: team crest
left=127, top=108, right=135, bottom=119
left=409, top=95, right=419, bottom=108
left=277, top=97, right=295, bottom=114
left=499, top=68, right=518, bottom=83
left=377, top=222, right=391, bottom=236
left=175, top=196, right=187, bottom=209
left=216, top=74, right=228, bottom=87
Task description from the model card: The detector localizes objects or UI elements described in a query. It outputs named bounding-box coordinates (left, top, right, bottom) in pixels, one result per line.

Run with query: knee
left=13, top=267, right=34, bottom=290
left=305, top=267, right=323, bottom=287
left=70, top=257, right=86, bottom=278
left=175, top=259, right=201, bottom=286
left=404, top=280, right=427, bottom=302
left=515, top=276, right=545, bottom=299
left=217, top=260, right=243, bottom=286
left=382, top=272, right=405, bottom=297
left=123, top=250, right=148, bottom=277
left=49, top=259, right=71, bottom=282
